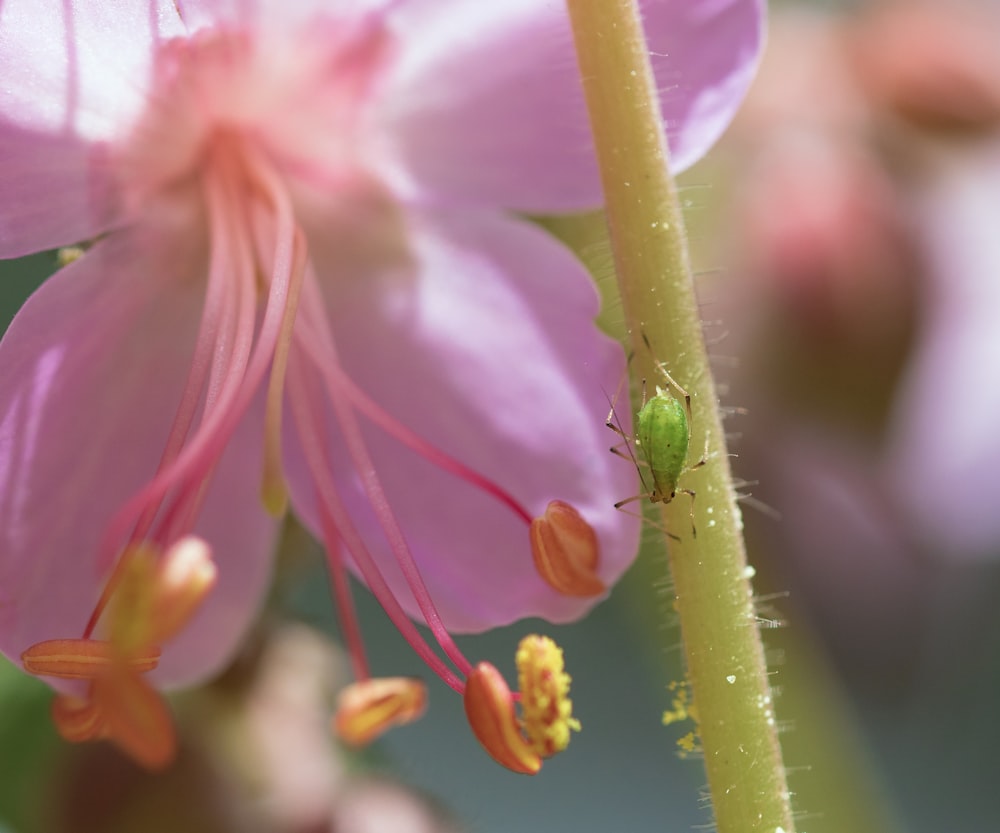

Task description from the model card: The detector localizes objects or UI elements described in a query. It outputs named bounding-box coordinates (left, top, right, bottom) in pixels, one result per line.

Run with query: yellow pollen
left=662, top=679, right=695, bottom=726
left=56, top=246, right=86, bottom=266
left=662, top=680, right=701, bottom=758
left=515, top=635, right=580, bottom=757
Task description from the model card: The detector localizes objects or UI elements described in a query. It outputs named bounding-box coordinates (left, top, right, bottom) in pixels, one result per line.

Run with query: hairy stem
left=565, top=2, right=795, bottom=831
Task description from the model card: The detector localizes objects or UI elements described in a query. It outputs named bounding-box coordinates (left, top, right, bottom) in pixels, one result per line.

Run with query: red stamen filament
left=291, top=282, right=474, bottom=678
left=334, top=370, right=533, bottom=525
left=287, top=352, right=466, bottom=693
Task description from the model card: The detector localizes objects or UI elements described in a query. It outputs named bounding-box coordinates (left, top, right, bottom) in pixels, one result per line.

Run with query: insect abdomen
left=636, top=390, right=689, bottom=500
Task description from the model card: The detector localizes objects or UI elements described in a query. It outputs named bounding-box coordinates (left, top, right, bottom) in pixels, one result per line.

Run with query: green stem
left=565, top=2, right=795, bottom=832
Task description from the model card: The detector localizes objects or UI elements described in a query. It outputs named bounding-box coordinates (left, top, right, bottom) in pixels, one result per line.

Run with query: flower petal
left=373, top=0, right=764, bottom=213
left=0, top=0, right=185, bottom=255
left=286, top=210, right=640, bottom=632
left=177, top=0, right=392, bottom=29
left=0, top=125, right=122, bottom=258
left=642, top=0, right=766, bottom=178
left=0, top=218, right=275, bottom=690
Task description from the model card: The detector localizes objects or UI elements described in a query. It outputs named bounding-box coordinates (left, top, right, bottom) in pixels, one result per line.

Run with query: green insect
left=607, top=364, right=704, bottom=535
left=636, top=383, right=691, bottom=504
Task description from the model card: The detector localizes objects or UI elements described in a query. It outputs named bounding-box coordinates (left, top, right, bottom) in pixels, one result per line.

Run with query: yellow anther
left=260, top=379, right=290, bottom=518
left=22, top=537, right=215, bottom=771
left=107, top=544, right=161, bottom=656
left=56, top=246, right=86, bottom=266
left=259, top=229, right=304, bottom=519
left=529, top=500, right=605, bottom=597
left=333, top=677, right=427, bottom=747
left=260, top=464, right=290, bottom=518
left=516, top=635, right=580, bottom=757
left=464, top=635, right=580, bottom=774
left=102, top=536, right=216, bottom=650
left=149, top=536, right=217, bottom=643
left=463, top=662, right=542, bottom=775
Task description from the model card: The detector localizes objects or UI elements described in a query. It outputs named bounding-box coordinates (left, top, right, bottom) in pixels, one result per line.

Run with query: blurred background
left=3, top=0, right=1000, bottom=830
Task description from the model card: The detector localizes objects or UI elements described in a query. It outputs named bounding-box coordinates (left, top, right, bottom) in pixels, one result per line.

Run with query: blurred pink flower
left=883, top=143, right=1000, bottom=557
left=705, top=4, right=1000, bottom=695
left=0, top=0, right=762, bottom=762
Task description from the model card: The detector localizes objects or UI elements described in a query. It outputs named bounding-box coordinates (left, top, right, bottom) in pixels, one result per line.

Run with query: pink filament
left=86, top=139, right=304, bottom=637
left=291, top=276, right=474, bottom=678
left=287, top=353, right=465, bottom=693
left=335, top=372, right=533, bottom=526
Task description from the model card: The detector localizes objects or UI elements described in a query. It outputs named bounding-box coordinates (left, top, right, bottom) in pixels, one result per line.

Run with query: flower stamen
left=21, top=640, right=160, bottom=679
left=334, top=370, right=534, bottom=526
left=92, top=138, right=306, bottom=591
left=285, top=297, right=591, bottom=767
left=464, top=635, right=580, bottom=774
left=291, top=287, right=475, bottom=678
left=333, top=677, right=427, bottom=746
left=530, top=500, right=605, bottom=597
left=287, top=351, right=467, bottom=693
left=516, top=635, right=580, bottom=757
left=464, top=661, right=542, bottom=775
left=22, top=537, right=216, bottom=770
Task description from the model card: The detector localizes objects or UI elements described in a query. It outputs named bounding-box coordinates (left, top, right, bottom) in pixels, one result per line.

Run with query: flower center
left=116, top=19, right=388, bottom=213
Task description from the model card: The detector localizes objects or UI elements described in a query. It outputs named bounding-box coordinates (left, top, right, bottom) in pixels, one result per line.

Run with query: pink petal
left=0, top=219, right=276, bottom=690
left=644, top=0, right=765, bottom=174
left=285, top=210, right=641, bottom=633
left=177, top=0, right=392, bottom=28
left=373, top=0, right=763, bottom=213
left=0, top=124, right=124, bottom=258
left=0, top=1, right=185, bottom=256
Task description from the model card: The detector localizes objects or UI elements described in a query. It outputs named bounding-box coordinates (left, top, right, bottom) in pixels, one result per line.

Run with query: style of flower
left=0, top=0, right=762, bottom=770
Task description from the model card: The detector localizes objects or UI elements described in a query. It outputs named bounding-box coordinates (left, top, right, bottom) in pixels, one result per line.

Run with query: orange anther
left=94, top=672, right=176, bottom=770
left=51, top=692, right=105, bottom=743
left=530, top=500, right=605, bottom=597
left=463, top=662, right=541, bottom=775
left=21, top=639, right=160, bottom=679
left=333, top=677, right=427, bottom=746
left=22, top=537, right=213, bottom=771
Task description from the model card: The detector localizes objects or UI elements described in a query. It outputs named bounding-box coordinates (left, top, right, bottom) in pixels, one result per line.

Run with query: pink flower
left=0, top=0, right=762, bottom=767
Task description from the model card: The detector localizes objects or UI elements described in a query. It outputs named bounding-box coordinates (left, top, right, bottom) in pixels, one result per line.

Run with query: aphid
left=636, top=380, right=691, bottom=505
left=606, top=363, right=705, bottom=536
